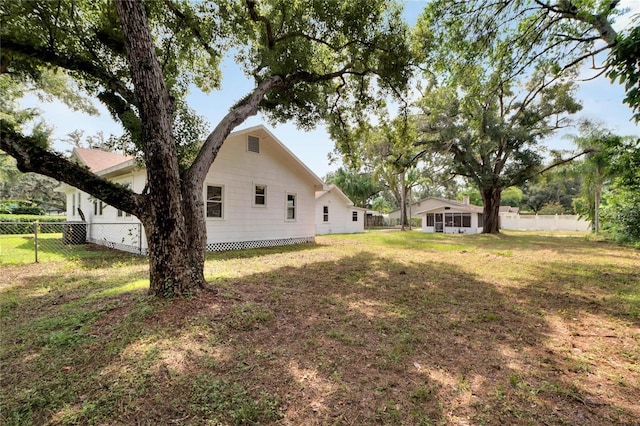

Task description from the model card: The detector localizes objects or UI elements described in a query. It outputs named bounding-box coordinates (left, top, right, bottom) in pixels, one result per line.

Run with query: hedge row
left=0, top=215, right=67, bottom=223
left=0, top=216, right=67, bottom=235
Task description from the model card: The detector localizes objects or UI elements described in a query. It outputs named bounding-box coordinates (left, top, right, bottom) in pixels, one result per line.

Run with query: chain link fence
left=0, top=222, right=145, bottom=264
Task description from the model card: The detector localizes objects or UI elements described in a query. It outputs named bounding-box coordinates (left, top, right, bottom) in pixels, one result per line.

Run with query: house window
left=323, top=206, right=329, bottom=222
left=76, top=192, right=82, bottom=216
left=286, top=193, right=296, bottom=220
left=426, top=213, right=434, bottom=226
left=352, top=211, right=358, bottom=222
left=248, top=135, right=260, bottom=153
left=71, top=193, right=76, bottom=217
left=94, top=201, right=104, bottom=216
left=445, top=212, right=472, bottom=228
left=116, top=181, right=132, bottom=218
left=478, top=213, right=484, bottom=228
left=254, top=184, right=266, bottom=206
left=206, top=185, right=223, bottom=218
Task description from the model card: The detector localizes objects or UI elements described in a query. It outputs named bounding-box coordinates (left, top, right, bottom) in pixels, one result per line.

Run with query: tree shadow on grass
left=1, top=250, right=638, bottom=425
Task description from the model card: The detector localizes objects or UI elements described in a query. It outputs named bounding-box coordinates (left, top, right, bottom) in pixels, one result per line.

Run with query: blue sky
left=26, top=0, right=639, bottom=179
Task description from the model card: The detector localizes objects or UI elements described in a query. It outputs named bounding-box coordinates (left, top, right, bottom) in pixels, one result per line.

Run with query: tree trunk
left=481, top=187, right=502, bottom=234
left=400, top=172, right=406, bottom=230
left=594, top=184, right=602, bottom=234
left=116, top=0, right=206, bottom=296
left=182, top=179, right=208, bottom=286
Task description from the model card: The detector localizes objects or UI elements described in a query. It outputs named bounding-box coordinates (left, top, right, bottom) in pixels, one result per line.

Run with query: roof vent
left=248, top=136, right=260, bottom=153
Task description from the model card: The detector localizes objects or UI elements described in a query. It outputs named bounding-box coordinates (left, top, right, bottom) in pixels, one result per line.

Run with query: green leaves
left=606, top=19, right=640, bottom=122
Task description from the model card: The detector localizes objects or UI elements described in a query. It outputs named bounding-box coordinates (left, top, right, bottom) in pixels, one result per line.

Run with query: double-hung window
left=323, top=206, right=329, bottom=222
left=116, top=181, right=132, bottom=218
left=206, top=185, right=223, bottom=218
left=94, top=201, right=104, bottom=216
left=352, top=211, right=358, bottom=222
left=254, top=184, right=266, bottom=206
left=286, top=193, right=296, bottom=220
left=74, top=192, right=81, bottom=217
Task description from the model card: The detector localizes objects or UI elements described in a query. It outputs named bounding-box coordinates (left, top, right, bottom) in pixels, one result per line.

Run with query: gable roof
left=230, top=125, right=325, bottom=189
left=499, top=205, right=520, bottom=214
left=315, top=184, right=368, bottom=211
left=413, top=197, right=484, bottom=214
left=69, top=126, right=325, bottom=188
left=316, top=184, right=353, bottom=205
left=71, top=148, right=133, bottom=173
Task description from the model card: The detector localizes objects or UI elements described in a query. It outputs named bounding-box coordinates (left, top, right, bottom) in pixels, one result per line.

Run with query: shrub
left=11, top=206, right=45, bottom=215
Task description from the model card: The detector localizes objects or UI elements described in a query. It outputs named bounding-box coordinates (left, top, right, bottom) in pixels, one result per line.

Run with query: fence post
left=34, top=221, right=39, bottom=263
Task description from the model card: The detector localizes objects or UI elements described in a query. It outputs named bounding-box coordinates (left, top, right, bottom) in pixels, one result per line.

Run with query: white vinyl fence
left=500, top=214, right=590, bottom=231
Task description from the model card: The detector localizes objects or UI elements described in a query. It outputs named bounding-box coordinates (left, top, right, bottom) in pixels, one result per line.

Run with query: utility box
left=63, top=222, right=87, bottom=245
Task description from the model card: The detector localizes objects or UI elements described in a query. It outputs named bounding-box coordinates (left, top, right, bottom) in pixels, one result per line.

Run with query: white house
left=315, top=184, right=366, bottom=234
left=58, top=125, right=326, bottom=253
left=415, top=197, right=484, bottom=234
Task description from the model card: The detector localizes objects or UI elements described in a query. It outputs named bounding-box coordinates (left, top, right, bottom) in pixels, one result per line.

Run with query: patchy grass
left=1, top=230, right=639, bottom=425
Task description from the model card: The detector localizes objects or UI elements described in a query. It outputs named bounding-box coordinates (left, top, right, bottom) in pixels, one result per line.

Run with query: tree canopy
left=0, top=0, right=413, bottom=297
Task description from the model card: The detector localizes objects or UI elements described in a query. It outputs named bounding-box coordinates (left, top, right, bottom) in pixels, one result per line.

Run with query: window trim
left=352, top=210, right=358, bottom=222
left=285, top=192, right=296, bottom=221
left=206, top=184, right=225, bottom=220
left=323, top=205, right=329, bottom=222
left=253, top=183, right=267, bottom=207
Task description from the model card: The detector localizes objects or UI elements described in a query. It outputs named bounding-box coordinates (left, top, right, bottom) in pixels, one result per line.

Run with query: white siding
left=63, top=127, right=322, bottom=252
left=315, top=191, right=364, bottom=234
left=420, top=208, right=483, bottom=234
left=203, top=132, right=318, bottom=244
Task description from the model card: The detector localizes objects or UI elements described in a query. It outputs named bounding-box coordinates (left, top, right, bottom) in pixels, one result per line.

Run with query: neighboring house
left=57, top=125, right=325, bottom=253
left=388, top=196, right=452, bottom=225
left=315, top=184, right=365, bottom=234
left=415, top=197, right=484, bottom=234
left=499, top=205, right=520, bottom=214
left=387, top=200, right=423, bottom=224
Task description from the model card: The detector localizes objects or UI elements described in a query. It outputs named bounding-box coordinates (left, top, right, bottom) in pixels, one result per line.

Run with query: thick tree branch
left=1, top=37, right=136, bottom=105
left=535, top=148, right=594, bottom=176
left=0, top=121, right=144, bottom=215
left=185, top=75, right=285, bottom=185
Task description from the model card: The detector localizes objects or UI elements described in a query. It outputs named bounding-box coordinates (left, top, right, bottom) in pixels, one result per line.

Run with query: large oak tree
left=0, top=0, right=412, bottom=297
left=412, top=0, right=613, bottom=233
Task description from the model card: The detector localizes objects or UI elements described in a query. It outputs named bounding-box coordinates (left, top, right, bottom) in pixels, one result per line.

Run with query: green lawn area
left=0, top=233, right=133, bottom=265
left=1, top=231, right=638, bottom=425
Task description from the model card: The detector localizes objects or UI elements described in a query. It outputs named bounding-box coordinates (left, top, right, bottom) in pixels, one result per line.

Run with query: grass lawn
left=1, top=231, right=638, bottom=425
left=0, top=233, right=126, bottom=265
